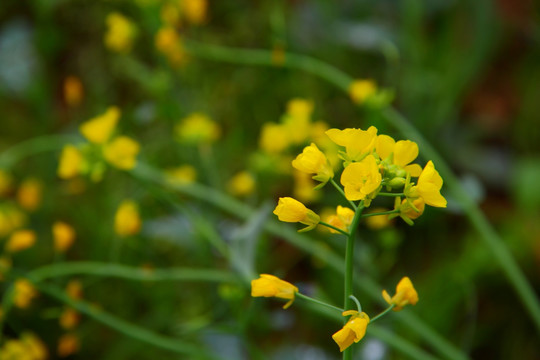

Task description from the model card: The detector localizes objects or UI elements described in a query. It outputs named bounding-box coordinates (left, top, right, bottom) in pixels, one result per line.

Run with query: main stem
left=343, top=203, right=365, bottom=360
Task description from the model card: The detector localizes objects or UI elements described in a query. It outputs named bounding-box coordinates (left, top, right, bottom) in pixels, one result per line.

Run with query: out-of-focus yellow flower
left=175, top=113, right=220, bottom=144
left=376, top=135, right=422, bottom=177
left=349, top=79, right=377, bottom=104
left=0, top=206, right=26, bottom=238
left=283, top=98, right=313, bottom=145
left=0, top=256, right=12, bottom=282
left=259, top=123, right=290, bottom=154
left=292, top=143, right=333, bottom=185
left=63, top=76, right=84, bottom=107
left=273, top=197, right=320, bottom=231
left=398, top=197, right=425, bottom=223
left=66, top=280, right=83, bottom=300
left=80, top=106, right=120, bottom=144
left=340, top=155, right=381, bottom=202
left=0, top=170, right=13, bottom=196
left=58, top=145, right=84, bottom=179
left=0, top=332, right=48, bottom=360
left=332, top=310, right=370, bottom=352
left=227, top=171, right=255, bottom=197
left=58, top=333, right=80, bottom=358
left=114, top=200, right=141, bottom=237
left=53, top=221, right=76, bottom=253
left=103, top=136, right=140, bottom=170
left=365, top=207, right=392, bottom=230
left=59, top=308, right=80, bottom=330
left=325, top=206, right=355, bottom=234
left=14, top=279, right=38, bottom=309
left=287, top=98, right=314, bottom=120
left=160, top=2, right=181, bottom=25
left=326, top=126, right=378, bottom=162
left=293, top=171, right=320, bottom=203
left=382, top=276, right=418, bottom=311
left=104, top=12, right=136, bottom=53
left=251, top=274, right=298, bottom=309
left=155, top=26, right=186, bottom=66
left=165, top=165, right=197, bottom=184
left=16, top=178, right=42, bottom=212
left=5, top=230, right=36, bottom=253
left=181, top=0, right=207, bottom=25
left=409, top=161, right=446, bottom=208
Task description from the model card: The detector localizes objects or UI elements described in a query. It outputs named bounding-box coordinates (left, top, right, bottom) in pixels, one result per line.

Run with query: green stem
left=370, top=304, right=395, bottom=323
left=0, top=134, right=79, bottom=168
left=378, top=192, right=404, bottom=197
left=362, top=210, right=400, bottom=218
left=330, top=178, right=357, bottom=210
left=319, top=221, right=350, bottom=236
left=295, top=292, right=344, bottom=313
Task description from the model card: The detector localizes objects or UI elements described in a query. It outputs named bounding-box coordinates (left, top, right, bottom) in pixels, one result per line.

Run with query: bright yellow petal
left=393, top=140, right=419, bottom=167
left=404, top=164, right=422, bottom=177
left=376, top=134, right=395, bottom=161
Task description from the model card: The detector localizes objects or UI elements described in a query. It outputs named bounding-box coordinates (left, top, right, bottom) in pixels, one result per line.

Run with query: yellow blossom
left=332, top=310, right=370, bottom=352
left=0, top=333, right=48, bottom=360
left=103, top=136, right=140, bottom=170
left=349, top=79, right=377, bottom=104
left=287, top=98, right=314, bottom=120
left=410, top=161, right=447, bottom=208
left=181, top=0, right=207, bottom=25
left=80, top=106, right=120, bottom=144
left=58, top=145, right=84, bottom=179
left=175, top=113, right=220, bottom=144
left=0, top=170, right=13, bottom=196
left=155, top=26, right=186, bottom=66
left=251, top=274, right=298, bottom=309
left=63, top=76, right=84, bottom=107
left=273, top=197, right=320, bottom=231
left=5, top=230, right=36, bottom=253
left=340, top=155, right=381, bottom=202
left=292, top=143, right=334, bottom=185
left=58, top=333, right=80, bottom=358
left=53, top=221, right=76, bottom=253
left=283, top=98, right=313, bottom=145
left=165, top=165, right=197, bottom=184
left=66, top=280, right=83, bottom=300
left=227, top=171, right=255, bottom=197
left=14, top=279, right=38, bottom=309
left=382, top=276, right=418, bottom=311
left=0, top=205, right=26, bottom=238
left=259, top=123, right=290, bottom=154
left=104, top=12, right=136, bottom=53
left=325, top=206, right=355, bottom=234
left=399, top=197, right=425, bottom=222
left=326, top=126, right=378, bottom=161
left=16, top=178, right=42, bottom=211
left=376, top=135, right=422, bottom=177
left=114, top=200, right=141, bottom=237
left=293, top=171, right=320, bottom=203
left=59, top=308, right=80, bottom=330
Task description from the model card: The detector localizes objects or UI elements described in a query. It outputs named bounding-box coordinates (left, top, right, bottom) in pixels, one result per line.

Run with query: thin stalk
left=296, top=292, right=344, bottom=313
left=370, top=304, right=395, bottom=323
left=378, top=192, right=404, bottom=197
left=362, top=210, right=400, bottom=218
left=330, top=178, right=357, bottom=210
left=319, top=221, right=350, bottom=236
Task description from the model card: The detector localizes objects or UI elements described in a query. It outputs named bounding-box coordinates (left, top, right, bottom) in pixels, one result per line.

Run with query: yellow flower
left=282, top=98, right=313, bottom=145
left=287, top=98, right=314, bottom=120
left=273, top=197, right=320, bottom=231
left=53, top=221, right=76, bottom=253
left=59, top=308, right=80, bottom=330
left=58, top=333, right=80, bottom=358
left=175, top=113, right=220, bottom=144
left=155, top=26, right=186, bottom=66
left=181, top=0, right=207, bottom=25
left=251, top=274, right=298, bottom=309
left=292, top=143, right=334, bottom=185
left=14, top=279, right=38, bottom=309
left=325, top=206, right=355, bottom=234
left=103, top=136, right=140, bottom=170
left=104, top=12, right=136, bottom=53
left=340, top=155, right=382, bottom=202
left=63, top=76, right=84, bottom=107
left=0, top=170, right=13, bottom=196
left=259, top=123, right=290, bottom=154
left=5, top=230, right=36, bottom=253
left=16, top=178, right=42, bottom=211
left=382, top=276, right=418, bottom=311
left=411, top=161, right=447, bottom=208
left=399, top=198, right=425, bottom=222
left=165, top=165, right=197, bottom=184
left=58, top=145, right=84, bottom=179
left=376, top=135, right=422, bottom=177
left=349, top=79, right=377, bottom=104
left=0, top=333, right=48, bottom=360
left=293, top=171, right=320, bottom=203
left=326, top=126, right=378, bottom=161
left=227, top=171, right=255, bottom=197
left=114, top=200, right=141, bottom=237
left=0, top=206, right=26, bottom=238
left=80, top=106, right=120, bottom=144
left=66, top=280, right=83, bottom=300
left=332, top=310, right=370, bottom=352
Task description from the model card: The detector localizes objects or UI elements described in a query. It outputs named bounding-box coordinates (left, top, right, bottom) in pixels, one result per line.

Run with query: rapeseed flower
left=58, top=334, right=80, bottom=357
left=349, top=79, right=376, bottom=104
left=408, top=161, right=446, bottom=208
left=325, top=206, right=355, bottom=234
left=181, top=0, right=207, bottom=25
left=273, top=197, right=320, bottom=231
left=293, top=171, right=320, bottom=203
left=175, top=113, right=220, bottom=144
left=326, top=126, right=378, bottom=162
left=227, top=171, right=255, bottom=197
left=66, top=280, right=83, bottom=300
left=59, top=308, right=80, bottom=330
left=53, top=221, right=76, bottom=253
left=376, top=135, right=422, bottom=177
left=259, top=123, right=290, bottom=154
left=104, top=12, right=136, bottom=53
left=251, top=274, right=298, bottom=309
left=155, top=26, right=186, bottom=66
left=5, top=230, right=36, bottom=253
left=0, top=205, right=26, bottom=238
left=0, top=332, right=48, bottom=360
left=80, top=106, right=120, bottom=144
left=340, top=155, right=381, bottom=202
left=14, top=279, right=38, bottom=309
left=58, top=145, right=84, bottom=179
left=103, top=136, right=140, bottom=170
left=292, top=143, right=334, bottom=185
left=16, top=178, right=42, bottom=212
left=382, top=276, right=418, bottom=311
left=114, top=200, right=141, bottom=237
left=165, top=165, right=197, bottom=184
left=332, top=310, right=370, bottom=352
left=63, top=76, right=84, bottom=107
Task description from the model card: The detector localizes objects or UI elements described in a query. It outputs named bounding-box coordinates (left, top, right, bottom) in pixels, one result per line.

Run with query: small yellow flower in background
left=349, top=79, right=376, bottom=104
left=66, top=280, right=83, bottom=300
left=103, top=136, right=140, bottom=170
left=227, top=171, right=255, bottom=197
left=63, top=76, right=84, bottom=107
left=326, top=126, right=378, bottom=162
left=114, top=200, right=142, bottom=237
left=181, top=0, right=207, bottom=25
left=376, top=135, right=422, bottom=177
left=251, top=274, right=298, bottom=309
left=382, top=276, right=419, bottom=311
left=53, top=221, right=76, bottom=253
left=80, top=106, right=120, bottom=144
left=325, top=206, right=355, bottom=234
left=332, top=310, right=370, bottom=352
left=155, top=26, right=186, bottom=66
left=283, top=98, right=313, bottom=145
left=259, top=123, right=290, bottom=154
left=273, top=197, right=320, bottom=231
left=58, top=145, right=84, bottom=179
left=0, top=170, right=13, bottom=196
left=365, top=207, right=392, bottom=230
left=292, top=143, right=334, bottom=185
left=340, top=155, right=382, bottom=202
left=0, top=256, right=12, bottom=281
left=5, top=230, right=36, bottom=253
left=175, top=113, right=220, bottom=144
left=293, top=171, right=320, bottom=203
left=104, top=12, right=137, bottom=53
left=16, top=178, right=42, bottom=212
left=0, top=206, right=26, bottom=238
left=165, top=165, right=197, bottom=184
left=14, top=279, right=38, bottom=309
left=409, top=161, right=447, bottom=208
left=286, top=98, right=314, bottom=120
left=0, top=332, right=48, bottom=360
left=58, top=333, right=80, bottom=358
left=59, top=308, right=80, bottom=330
